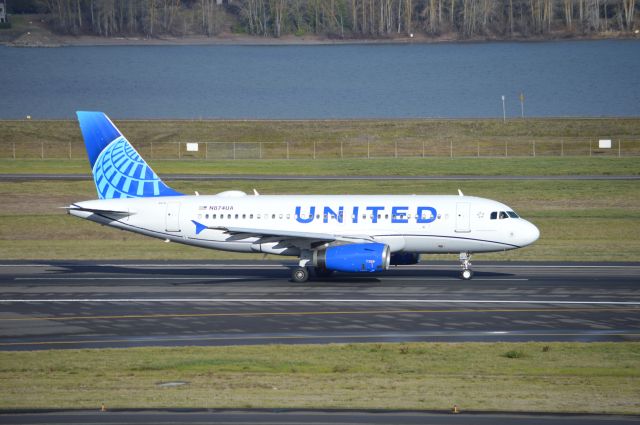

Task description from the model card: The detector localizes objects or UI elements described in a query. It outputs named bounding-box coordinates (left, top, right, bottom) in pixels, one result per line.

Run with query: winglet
left=191, top=220, right=208, bottom=235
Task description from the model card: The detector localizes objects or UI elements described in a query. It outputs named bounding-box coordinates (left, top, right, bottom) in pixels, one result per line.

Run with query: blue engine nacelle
left=313, top=243, right=390, bottom=273
left=390, top=252, right=420, bottom=265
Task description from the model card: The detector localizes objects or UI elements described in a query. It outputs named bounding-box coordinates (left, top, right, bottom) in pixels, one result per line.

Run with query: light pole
left=501, top=95, right=506, bottom=123
left=519, top=91, right=525, bottom=119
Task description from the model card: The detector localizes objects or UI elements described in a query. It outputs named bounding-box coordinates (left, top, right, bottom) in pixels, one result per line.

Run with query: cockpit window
left=491, top=210, right=519, bottom=220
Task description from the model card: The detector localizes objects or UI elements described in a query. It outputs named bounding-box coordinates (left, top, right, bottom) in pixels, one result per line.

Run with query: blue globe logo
left=92, top=137, right=162, bottom=199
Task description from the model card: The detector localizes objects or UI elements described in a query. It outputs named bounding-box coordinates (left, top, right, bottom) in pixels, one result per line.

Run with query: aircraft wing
left=197, top=222, right=373, bottom=245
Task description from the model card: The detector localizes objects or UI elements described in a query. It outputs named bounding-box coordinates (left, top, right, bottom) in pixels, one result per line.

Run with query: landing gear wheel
left=459, top=252, right=473, bottom=280
left=292, top=266, right=310, bottom=283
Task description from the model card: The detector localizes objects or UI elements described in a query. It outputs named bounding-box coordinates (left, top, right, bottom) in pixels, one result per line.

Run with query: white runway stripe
left=14, top=277, right=245, bottom=281
left=1, top=298, right=639, bottom=305
left=2, top=263, right=640, bottom=269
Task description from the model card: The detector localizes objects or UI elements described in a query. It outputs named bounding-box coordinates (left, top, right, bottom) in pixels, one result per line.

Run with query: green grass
left=1, top=179, right=639, bottom=261
left=2, top=117, right=640, bottom=162
left=3, top=117, right=640, bottom=144
left=1, top=157, right=640, bottom=176
left=1, top=342, right=639, bottom=413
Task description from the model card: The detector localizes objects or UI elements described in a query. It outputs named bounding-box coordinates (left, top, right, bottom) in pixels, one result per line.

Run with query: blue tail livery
left=76, top=111, right=182, bottom=199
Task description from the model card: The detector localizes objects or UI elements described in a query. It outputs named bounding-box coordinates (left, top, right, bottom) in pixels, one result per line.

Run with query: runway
left=2, top=409, right=638, bottom=425
left=1, top=261, right=639, bottom=350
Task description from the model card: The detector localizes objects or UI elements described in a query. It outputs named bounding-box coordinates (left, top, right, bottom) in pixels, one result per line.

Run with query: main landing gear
left=291, top=266, right=334, bottom=283
left=292, top=251, right=312, bottom=283
left=459, top=252, right=473, bottom=280
left=292, top=266, right=310, bottom=283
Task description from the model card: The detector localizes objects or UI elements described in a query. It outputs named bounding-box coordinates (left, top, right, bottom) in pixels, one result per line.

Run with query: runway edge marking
left=1, top=298, right=639, bottom=305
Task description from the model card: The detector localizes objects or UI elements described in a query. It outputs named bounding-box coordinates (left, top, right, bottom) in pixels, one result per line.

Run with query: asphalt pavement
left=2, top=261, right=639, bottom=424
left=1, top=261, right=638, bottom=350
left=1, top=409, right=638, bottom=425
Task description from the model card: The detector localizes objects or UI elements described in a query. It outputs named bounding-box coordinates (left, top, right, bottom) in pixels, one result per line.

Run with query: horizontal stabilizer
left=65, top=205, right=133, bottom=216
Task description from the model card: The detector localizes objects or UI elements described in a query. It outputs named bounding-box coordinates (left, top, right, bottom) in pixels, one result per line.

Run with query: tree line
left=27, top=0, right=638, bottom=38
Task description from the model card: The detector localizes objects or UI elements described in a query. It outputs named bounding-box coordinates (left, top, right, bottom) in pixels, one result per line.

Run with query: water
left=1, top=40, right=639, bottom=119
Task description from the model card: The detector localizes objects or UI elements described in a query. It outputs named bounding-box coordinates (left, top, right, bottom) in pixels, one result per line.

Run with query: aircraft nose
left=521, top=220, right=540, bottom=246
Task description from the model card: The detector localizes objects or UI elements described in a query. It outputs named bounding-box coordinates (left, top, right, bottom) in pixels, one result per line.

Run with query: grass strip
left=1, top=342, right=639, bottom=413
left=1, top=157, right=640, bottom=176
left=2, top=117, right=640, bottom=168
left=3, top=118, right=640, bottom=145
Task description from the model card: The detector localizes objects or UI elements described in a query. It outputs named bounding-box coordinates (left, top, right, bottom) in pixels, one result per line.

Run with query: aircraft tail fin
left=76, top=111, right=182, bottom=199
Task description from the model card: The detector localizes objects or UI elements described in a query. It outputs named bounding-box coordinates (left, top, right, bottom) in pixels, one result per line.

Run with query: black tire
left=292, top=267, right=309, bottom=283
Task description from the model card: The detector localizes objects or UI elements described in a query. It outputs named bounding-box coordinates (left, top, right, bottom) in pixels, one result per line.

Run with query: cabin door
left=165, top=202, right=181, bottom=232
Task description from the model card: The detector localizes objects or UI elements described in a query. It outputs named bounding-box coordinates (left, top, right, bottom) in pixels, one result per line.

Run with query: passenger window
left=206, top=214, right=209, bottom=219
left=490, top=212, right=497, bottom=220
left=272, top=214, right=276, bottom=219
left=250, top=214, right=254, bottom=219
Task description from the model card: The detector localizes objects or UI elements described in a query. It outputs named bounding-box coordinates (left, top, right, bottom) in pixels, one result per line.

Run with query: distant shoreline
left=4, top=23, right=640, bottom=48
left=3, top=10, right=640, bottom=48
left=50, top=32, right=640, bottom=47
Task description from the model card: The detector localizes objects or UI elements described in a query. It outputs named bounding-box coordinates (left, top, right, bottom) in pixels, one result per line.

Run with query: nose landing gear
left=459, top=252, right=473, bottom=280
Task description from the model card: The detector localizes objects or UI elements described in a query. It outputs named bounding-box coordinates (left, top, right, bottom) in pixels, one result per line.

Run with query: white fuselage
left=69, top=193, right=540, bottom=256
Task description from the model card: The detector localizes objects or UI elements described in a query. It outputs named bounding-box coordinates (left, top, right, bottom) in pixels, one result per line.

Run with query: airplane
left=68, top=111, right=540, bottom=282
